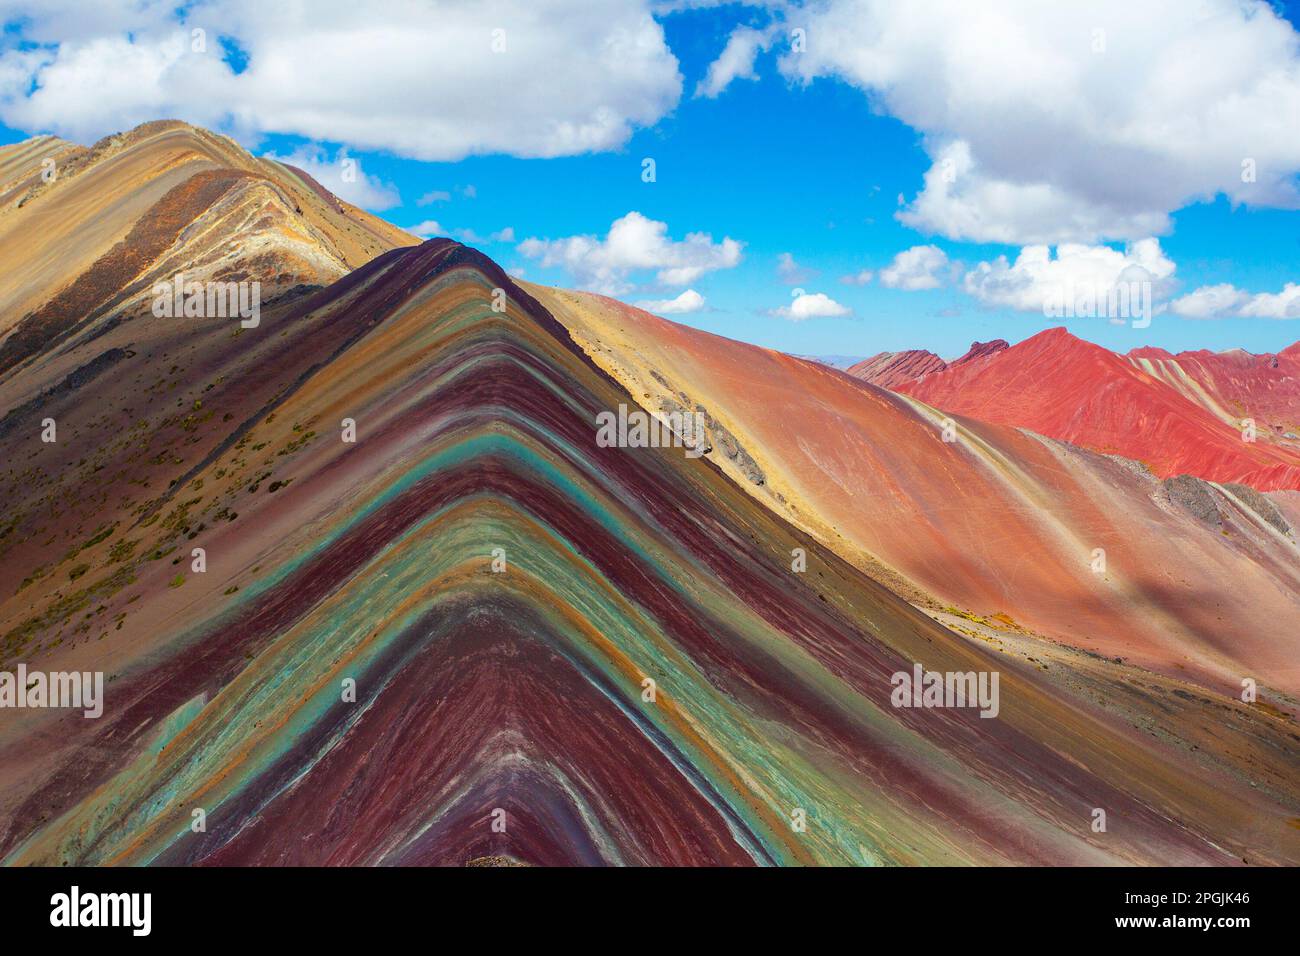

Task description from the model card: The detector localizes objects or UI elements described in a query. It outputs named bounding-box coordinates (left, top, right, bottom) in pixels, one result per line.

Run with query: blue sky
left=2, top=0, right=1299, bottom=360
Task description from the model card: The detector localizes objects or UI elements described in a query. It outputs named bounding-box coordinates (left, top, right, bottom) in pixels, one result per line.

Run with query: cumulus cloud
left=879, top=245, right=949, bottom=291
left=1172, top=282, right=1300, bottom=319
left=0, top=0, right=683, bottom=161
left=896, top=141, right=1169, bottom=246
left=1239, top=284, right=1300, bottom=319
left=695, top=24, right=773, bottom=98
left=406, top=220, right=446, bottom=240
left=517, top=211, right=743, bottom=294
left=779, top=0, right=1300, bottom=244
left=417, top=190, right=451, bottom=206
left=773, top=290, right=851, bottom=320
left=1169, top=283, right=1250, bottom=320
left=635, top=288, right=706, bottom=314
left=262, top=145, right=401, bottom=210
left=962, top=239, right=1176, bottom=313
left=839, top=269, right=873, bottom=286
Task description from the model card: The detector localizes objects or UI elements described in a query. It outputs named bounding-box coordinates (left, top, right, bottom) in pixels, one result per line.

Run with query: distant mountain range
left=848, top=329, right=1300, bottom=490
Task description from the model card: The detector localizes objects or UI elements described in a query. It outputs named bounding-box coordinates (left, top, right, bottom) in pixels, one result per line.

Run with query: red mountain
left=1126, top=342, right=1300, bottom=444
left=846, top=349, right=946, bottom=387
left=848, top=339, right=1007, bottom=388
left=893, top=328, right=1300, bottom=490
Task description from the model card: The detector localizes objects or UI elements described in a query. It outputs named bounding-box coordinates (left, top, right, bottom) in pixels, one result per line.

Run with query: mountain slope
left=847, top=340, right=1008, bottom=388
left=1127, top=342, right=1300, bottom=441
left=889, top=328, right=1300, bottom=490
left=0, top=118, right=1296, bottom=867
left=0, top=120, right=416, bottom=380
left=2, top=241, right=1296, bottom=865
left=531, top=291, right=1300, bottom=701
left=846, top=349, right=947, bottom=388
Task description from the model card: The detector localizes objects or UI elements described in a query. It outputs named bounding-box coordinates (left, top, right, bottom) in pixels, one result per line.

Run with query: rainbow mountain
left=0, top=123, right=1297, bottom=866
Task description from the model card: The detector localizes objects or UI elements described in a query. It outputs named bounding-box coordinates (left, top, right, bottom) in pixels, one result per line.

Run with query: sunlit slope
left=894, top=328, right=1300, bottom=490
left=531, top=287, right=1300, bottom=701
left=1126, top=342, right=1300, bottom=445
left=0, top=120, right=416, bottom=382
left=2, top=242, right=1296, bottom=865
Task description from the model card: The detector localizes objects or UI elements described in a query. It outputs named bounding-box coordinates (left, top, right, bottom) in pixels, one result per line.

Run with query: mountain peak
left=952, top=338, right=1009, bottom=364
left=2, top=117, right=1298, bottom=869
left=894, top=322, right=1300, bottom=490
left=1127, top=345, right=1174, bottom=360
left=0, top=119, right=417, bottom=374
left=846, top=348, right=946, bottom=387
left=1022, top=326, right=1084, bottom=346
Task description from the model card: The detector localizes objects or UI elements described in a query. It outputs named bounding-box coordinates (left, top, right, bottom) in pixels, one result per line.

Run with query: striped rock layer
left=0, top=120, right=416, bottom=379
left=885, top=328, right=1300, bottom=491
left=1, top=241, right=1297, bottom=866
left=540, top=291, right=1300, bottom=700
left=0, top=121, right=1297, bottom=867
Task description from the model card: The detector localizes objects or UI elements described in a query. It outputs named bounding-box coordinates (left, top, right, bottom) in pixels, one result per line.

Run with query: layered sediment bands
left=0, top=135, right=86, bottom=209
left=0, top=168, right=261, bottom=374
left=1127, top=343, right=1300, bottom=443
left=4, top=240, right=1298, bottom=865
left=530, top=289, right=1300, bottom=700
left=847, top=340, right=1008, bottom=389
left=0, top=119, right=415, bottom=374
left=847, top=349, right=947, bottom=388
left=896, top=328, right=1300, bottom=490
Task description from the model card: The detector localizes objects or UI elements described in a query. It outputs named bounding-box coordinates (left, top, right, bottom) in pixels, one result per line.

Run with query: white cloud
left=417, top=190, right=451, bottom=206
left=1169, top=283, right=1251, bottom=319
left=774, top=291, right=851, bottom=320
left=635, top=288, right=706, bottom=314
left=776, top=251, right=814, bottom=284
left=962, top=239, right=1176, bottom=314
left=879, top=245, right=949, bottom=291
left=518, top=211, right=743, bottom=294
left=839, top=269, right=873, bottom=286
left=1240, top=284, right=1300, bottom=319
left=0, top=0, right=683, bottom=161
left=695, top=25, right=773, bottom=98
left=407, top=220, right=445, bottom=240
left=262, top=145, right=400, bottom=210
left=896, top=141, right=1170, bottom=246
left=1172, top=282, right=1300, bottom=319
left=779, top=0, right=1300, bottom=244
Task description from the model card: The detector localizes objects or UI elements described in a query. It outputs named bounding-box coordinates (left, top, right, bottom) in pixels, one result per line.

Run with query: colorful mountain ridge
left=0, top=123, right=1297, bottom=867
left=851, top=328, right=1300, bottom=491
